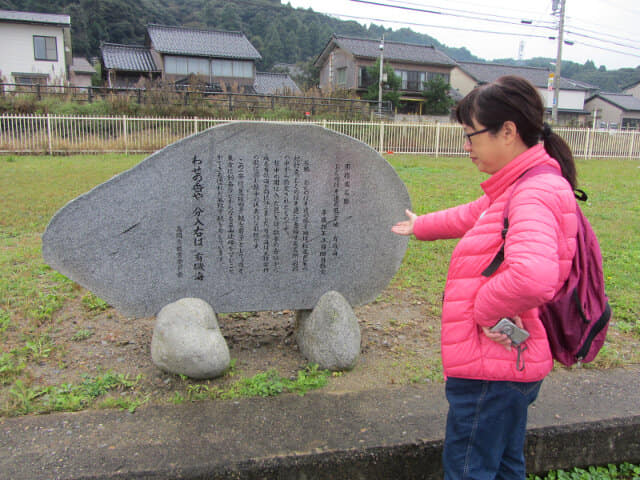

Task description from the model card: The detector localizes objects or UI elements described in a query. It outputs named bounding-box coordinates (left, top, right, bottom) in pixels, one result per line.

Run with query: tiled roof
left=101, top=43, right=159, bottom=72
left=254, top=72, right=301, bottom=95
left=457, top=61, right=596, bottom=91
left=318, top=34, right=456, bottom=67
left=147, top=24, right=261, bottom=60
left=70, top=57, right=95, bottom=74
left=0, top=9, right=70, bottom=25
left=589, top=92, right=640, bottom=112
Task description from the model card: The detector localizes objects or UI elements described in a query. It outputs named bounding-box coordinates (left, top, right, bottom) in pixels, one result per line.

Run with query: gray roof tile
left=101, top=43, right=159, bottom=72
left=590, top=92, right=640, bottom=112
left=331, top=35, right=456, bottom=66
left=254, top=72, right=301, bottom=95
left=147, top=24, right=261, bottom=60
left=70, top=57, right=95, bottom=74
left=0, top=9, right=70, bottom=25
left=457, top=61, right=596, bottom=91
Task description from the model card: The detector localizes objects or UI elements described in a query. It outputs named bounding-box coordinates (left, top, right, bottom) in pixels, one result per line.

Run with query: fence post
left=46, top=113, right=52, bottom=155
left=628, top=132, right=635, bottom=159
left=123, top=115, right=128, bottom=155
left=587, top=125, right=594, bottom=159
left=583, top=127, right=590, bottom=159
left=379, top=121, right=385, bottom=153
left=194, top=116, right=198, bottom=135
left=435, top=122, right=441, bottom=156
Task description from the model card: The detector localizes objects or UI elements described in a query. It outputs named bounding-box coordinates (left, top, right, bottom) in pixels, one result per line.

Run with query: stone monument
left=43, top=122, right=411, bottom=376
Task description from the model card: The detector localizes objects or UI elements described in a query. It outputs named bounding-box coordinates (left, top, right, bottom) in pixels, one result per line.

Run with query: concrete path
left=1, top=365, right=639, bottom=479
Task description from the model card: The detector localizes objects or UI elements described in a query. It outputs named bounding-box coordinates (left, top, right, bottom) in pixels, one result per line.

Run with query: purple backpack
left=482, top=165, right=611, bottom=366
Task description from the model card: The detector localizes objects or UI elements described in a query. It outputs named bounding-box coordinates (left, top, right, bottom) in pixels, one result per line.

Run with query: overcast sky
left=285, top=0, right=640, bottom=70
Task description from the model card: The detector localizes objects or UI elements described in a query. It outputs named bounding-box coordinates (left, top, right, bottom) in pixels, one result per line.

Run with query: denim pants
left=443, top=377, right=542, bottom=480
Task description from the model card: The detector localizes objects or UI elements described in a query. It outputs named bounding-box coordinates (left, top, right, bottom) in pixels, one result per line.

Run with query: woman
left=391, top=75, right=578, bottom=479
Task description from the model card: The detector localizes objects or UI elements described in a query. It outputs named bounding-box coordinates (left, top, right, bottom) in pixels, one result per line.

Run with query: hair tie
left=542, top=122, right=553, bottom=140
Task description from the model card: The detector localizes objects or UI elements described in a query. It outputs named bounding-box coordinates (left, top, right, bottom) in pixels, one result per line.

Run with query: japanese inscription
left=176, top=152, right=353, bottom=279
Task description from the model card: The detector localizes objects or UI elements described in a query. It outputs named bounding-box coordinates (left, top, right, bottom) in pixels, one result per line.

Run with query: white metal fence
left=1, top=114, right=639, bottom=158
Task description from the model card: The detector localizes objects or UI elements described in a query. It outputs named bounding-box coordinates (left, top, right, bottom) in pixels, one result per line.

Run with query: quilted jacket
left=413, top=144, right=577, bottom=381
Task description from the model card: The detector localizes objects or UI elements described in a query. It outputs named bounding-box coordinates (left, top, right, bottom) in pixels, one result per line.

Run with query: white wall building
left=0, top=10, right=71, bottom=86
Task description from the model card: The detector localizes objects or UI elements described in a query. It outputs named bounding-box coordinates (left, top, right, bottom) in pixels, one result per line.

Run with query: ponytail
left=541, top=123, right=577, bottom=190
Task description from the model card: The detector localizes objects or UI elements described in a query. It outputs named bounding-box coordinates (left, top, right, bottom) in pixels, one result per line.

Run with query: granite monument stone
left=43, top=122, right=410, bottom=318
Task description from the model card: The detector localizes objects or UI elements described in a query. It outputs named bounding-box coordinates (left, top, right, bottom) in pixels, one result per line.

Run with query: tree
left=361, top=58, right=402, bottom=108
left=422, top=75, right=454, bottom=115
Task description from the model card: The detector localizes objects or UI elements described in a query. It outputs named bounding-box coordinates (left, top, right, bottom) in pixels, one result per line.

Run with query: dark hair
left=455, top=75, right=577, bottom=189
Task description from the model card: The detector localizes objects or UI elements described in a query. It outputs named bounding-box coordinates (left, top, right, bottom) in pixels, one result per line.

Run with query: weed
left=31, top=292, right=64, bottom=324
left=0, top=308, right=11, bottom=332
left=0, top=353, right=24, bottom=385
left=71, top=329, right=94, bottom=341
left=22, top=334, right=54, bottom=362
left=216, top=364, right=330, bottom=400
left=171, top=391, right=185, bottom=405
left=528, top=462, right=640, bottom=479
left=81, top=292, right=109, bottom=312
left=8, top=380, right=49, bottom=415
left=98, top=394, right=150, bottom=413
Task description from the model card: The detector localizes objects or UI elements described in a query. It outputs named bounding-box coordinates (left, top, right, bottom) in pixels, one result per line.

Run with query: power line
left=348, top=0, right=557, bottom=30
left=346, top=0, right=640, bottom=59
left=327, top=12, right=553, bottom=40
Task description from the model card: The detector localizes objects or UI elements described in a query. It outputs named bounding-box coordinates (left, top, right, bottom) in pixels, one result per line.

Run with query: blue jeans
left=443, top=377, right=542, bottom=480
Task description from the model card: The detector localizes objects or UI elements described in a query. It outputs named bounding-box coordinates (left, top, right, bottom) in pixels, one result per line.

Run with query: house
left=585, top=92, right=640, bottom=129
left=100, top=24, right=299, bottom=94
left=451, top=62, right=597, bottom=126
left=622, top=80, right=640, bottom=99
left=0, top=9, right=71, bottom=86
left=314, top=34, right=457, bottom=114
left=69, top=57, right=96, bottom=88
left=101, top=43, right=161, bottom=87
left=254, top=72, right=301, bottom=95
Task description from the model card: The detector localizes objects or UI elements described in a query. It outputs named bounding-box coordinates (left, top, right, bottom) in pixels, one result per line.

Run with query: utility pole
left=551, top=0, right=566, bottom=125
left=378, top=35, right=384, bottom=115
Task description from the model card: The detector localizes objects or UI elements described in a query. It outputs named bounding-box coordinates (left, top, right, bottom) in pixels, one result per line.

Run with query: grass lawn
left=0, top=153, right=639, bottom=417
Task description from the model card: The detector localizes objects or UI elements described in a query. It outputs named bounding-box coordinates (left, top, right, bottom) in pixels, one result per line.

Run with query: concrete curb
left=2, top=365, right=639, bottom=479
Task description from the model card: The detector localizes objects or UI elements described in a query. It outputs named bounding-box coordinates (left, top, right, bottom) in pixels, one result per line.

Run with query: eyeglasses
left=464, top=127, right=491, bottom=144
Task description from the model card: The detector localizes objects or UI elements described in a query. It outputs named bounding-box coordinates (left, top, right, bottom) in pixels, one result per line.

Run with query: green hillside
left=1, top=0, right=638, bottom=91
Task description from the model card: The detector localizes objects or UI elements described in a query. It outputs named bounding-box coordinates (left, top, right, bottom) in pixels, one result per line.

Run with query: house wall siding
left=450, top=67, right=478, bottom=96
left=319, top=47, right=355, bottom=91
left=623, top=83, right=640, bottom=99
left=585, top=97, right=623, bottom=124
left=539, top=88, right=585, bottom=111
left=0, top=22, right=67, bottom=84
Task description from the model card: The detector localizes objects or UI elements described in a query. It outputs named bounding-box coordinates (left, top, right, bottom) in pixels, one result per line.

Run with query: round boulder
left=295, top=290, right=361, bottom=371
left=151, top=297, right=230, bottom=379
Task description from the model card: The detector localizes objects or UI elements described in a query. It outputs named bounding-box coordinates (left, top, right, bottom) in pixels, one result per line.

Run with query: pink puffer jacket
left=413, top=144, right=577, bottom=381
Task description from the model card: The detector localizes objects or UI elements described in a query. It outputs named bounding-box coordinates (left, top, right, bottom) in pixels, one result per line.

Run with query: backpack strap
left=481, top=164, right=563, bottom=277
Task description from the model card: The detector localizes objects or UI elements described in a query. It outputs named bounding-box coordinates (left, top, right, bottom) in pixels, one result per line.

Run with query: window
left=212, top=59, right=233, bottom=77
left=211, top=59, right=253, bottom=78
left=395, top=70, right=428, bottom=91
left=33, top=36, right=57, bottom=61
left=336, top=67, right=347, bottom=87
left=358, top=66, right=373, bottom=88
left=426, top=72, right=451, bottom=84
left=13, top=74, right=48, bottom=86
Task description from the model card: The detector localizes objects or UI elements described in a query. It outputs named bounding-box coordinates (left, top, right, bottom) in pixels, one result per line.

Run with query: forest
left=1, top=0, right=638, bottom=91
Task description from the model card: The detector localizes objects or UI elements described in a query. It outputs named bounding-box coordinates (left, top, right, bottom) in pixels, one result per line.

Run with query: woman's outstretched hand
left=391, top=209, right=418, bottom=236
